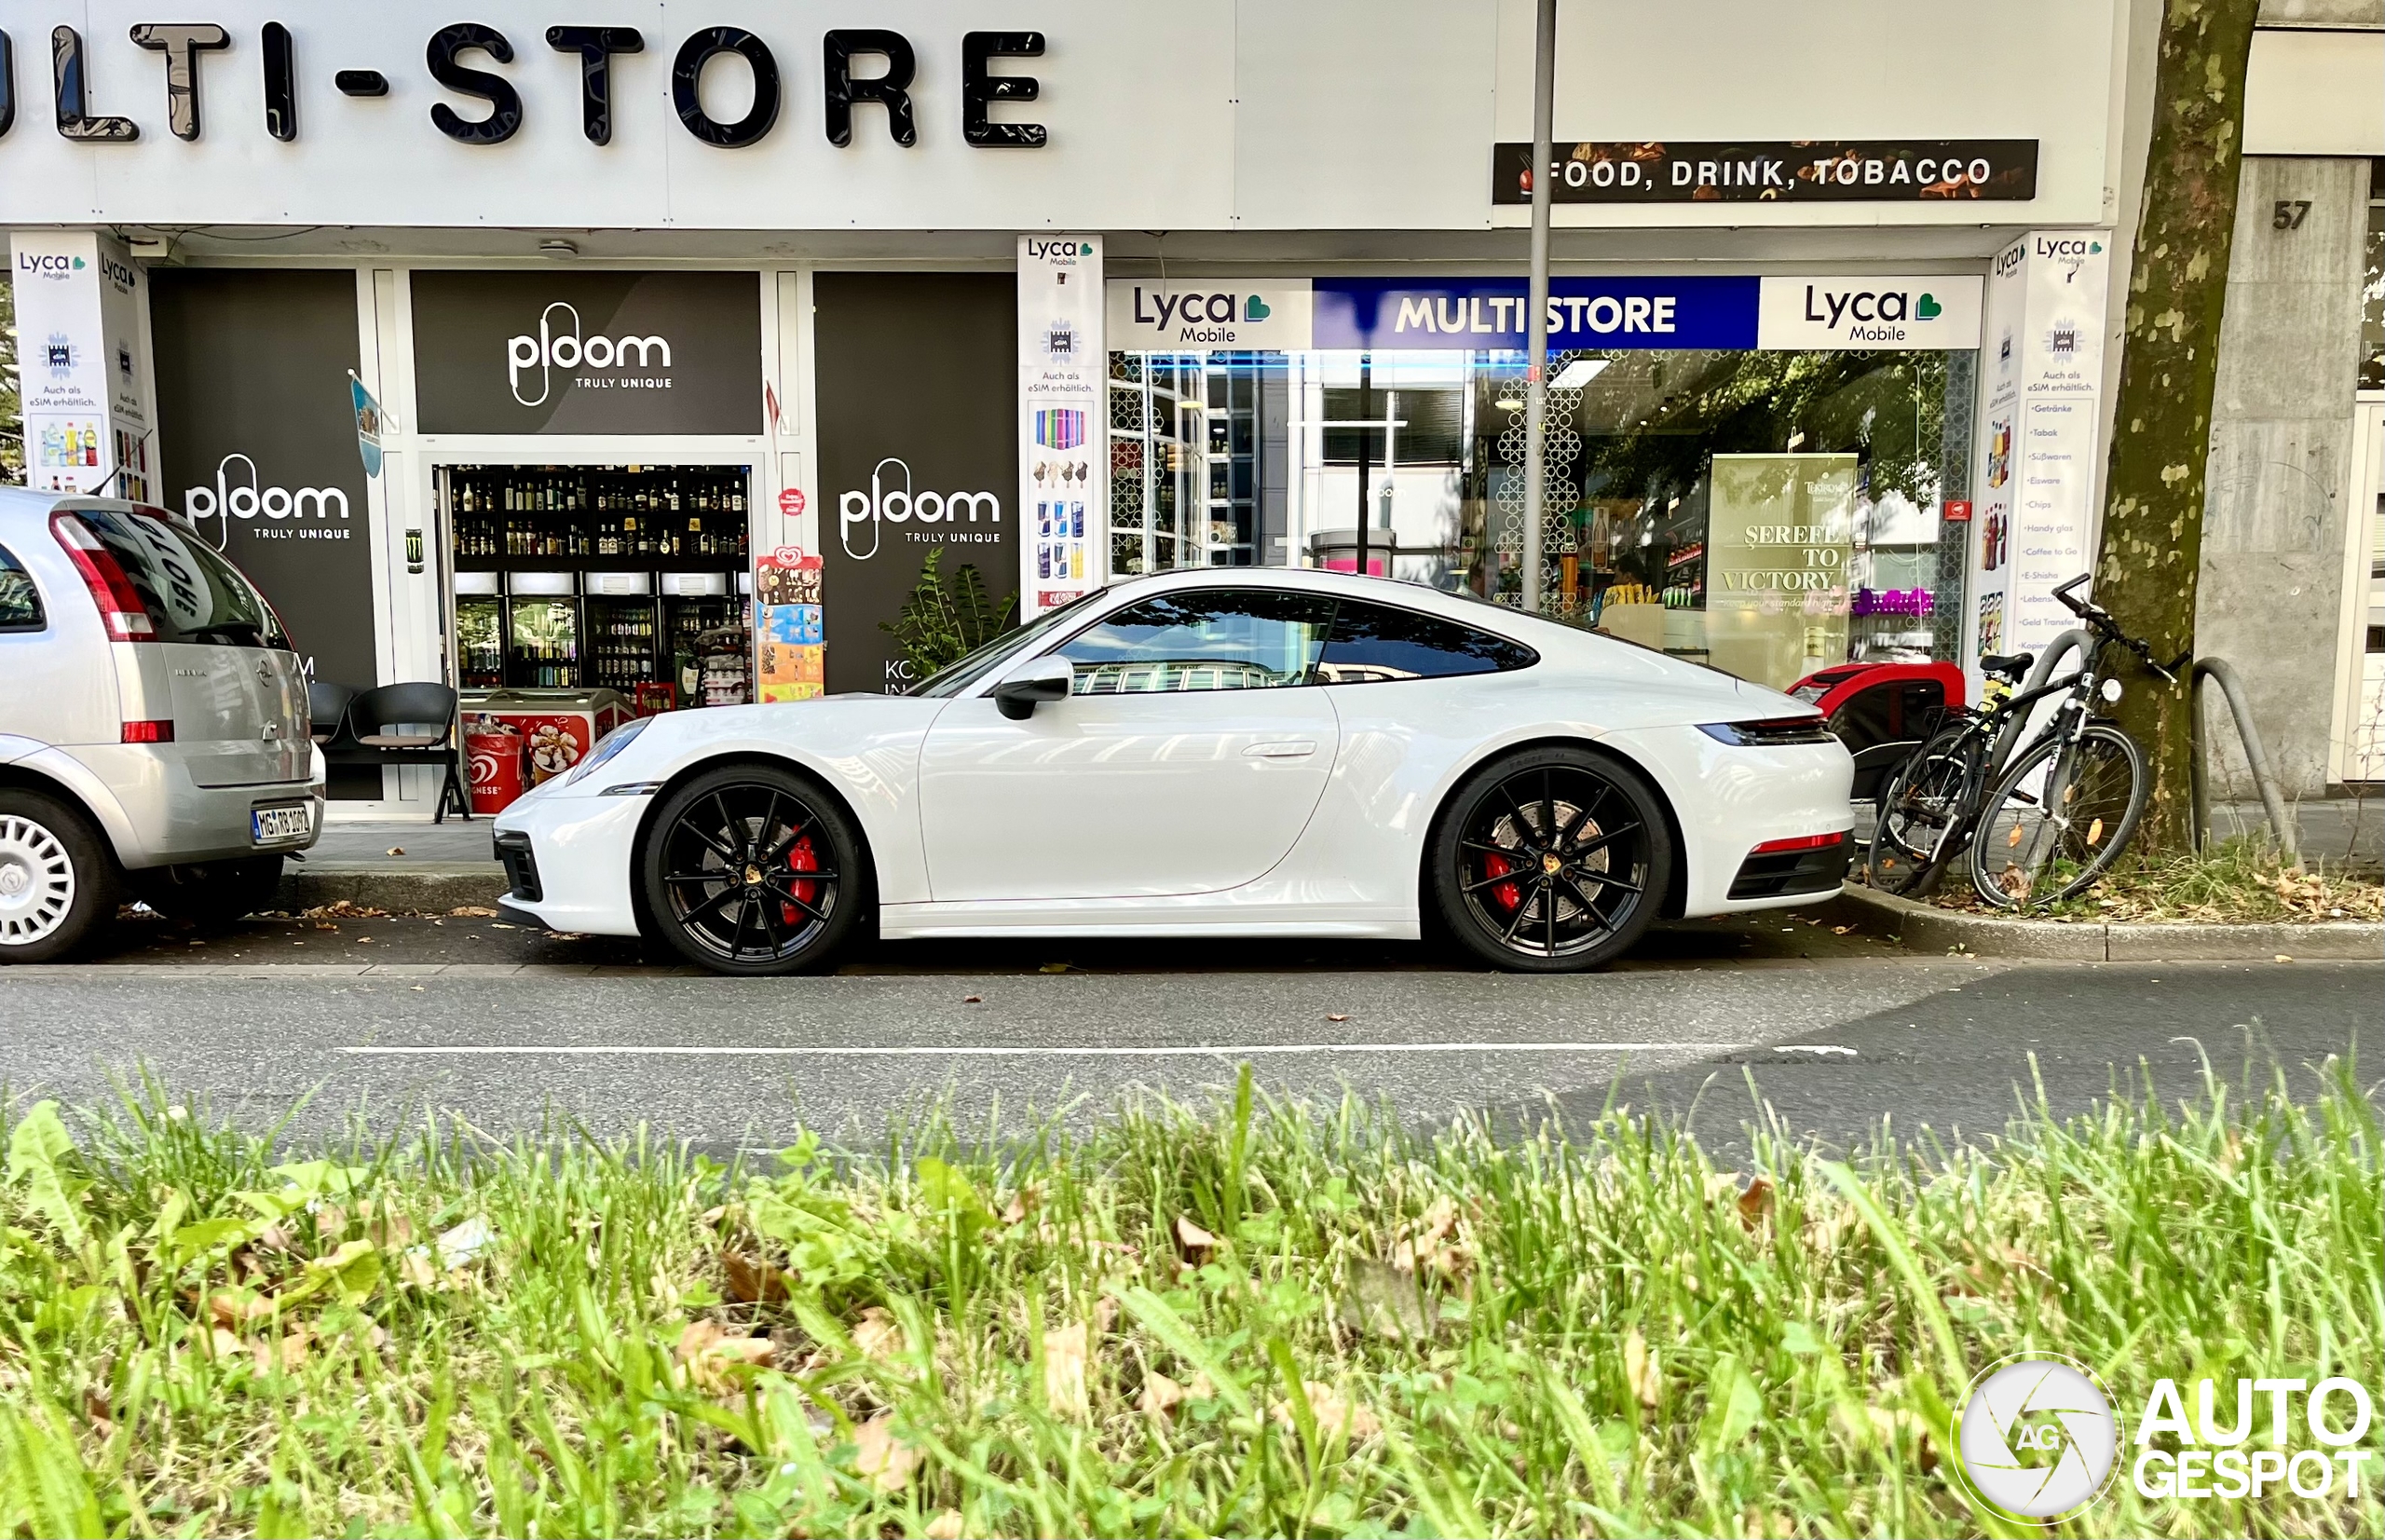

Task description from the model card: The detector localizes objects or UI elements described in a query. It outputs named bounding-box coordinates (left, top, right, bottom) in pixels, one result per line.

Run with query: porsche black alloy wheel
left=640, top=767, right=864, bottom=975
left=1432, top=747, right=1670, bottom=972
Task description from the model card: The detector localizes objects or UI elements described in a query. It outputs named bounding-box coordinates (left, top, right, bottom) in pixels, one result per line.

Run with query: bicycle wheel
left=1868, top=725, right=1981, bottom=894
left=1969, top=722, right=2146, bottom=908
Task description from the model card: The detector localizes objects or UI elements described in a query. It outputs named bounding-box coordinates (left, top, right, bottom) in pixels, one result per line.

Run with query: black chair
left=326, top=681, right=471, bottom=822
left=307, top=679, right=359, bottom=746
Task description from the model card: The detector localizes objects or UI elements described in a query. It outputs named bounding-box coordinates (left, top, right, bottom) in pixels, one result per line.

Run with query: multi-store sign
left=1108, top=278, right=1985, bottom=353
left=13, top=21, right=1053, bottom=151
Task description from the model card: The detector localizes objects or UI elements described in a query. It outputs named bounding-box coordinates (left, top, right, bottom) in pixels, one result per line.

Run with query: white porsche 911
left=492, top=568, right=1853, bottom=974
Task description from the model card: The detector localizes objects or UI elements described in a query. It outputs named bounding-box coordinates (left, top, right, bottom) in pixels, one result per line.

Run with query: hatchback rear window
left=65, top=507, right=287, bottom=648
left=0, top=546, right=42, bottom=633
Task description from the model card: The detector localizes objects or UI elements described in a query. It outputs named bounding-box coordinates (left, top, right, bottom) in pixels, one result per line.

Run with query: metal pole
left=1355, top=351, right=1372, bottom=578
left=1521, top=0, right=1556, bottom=612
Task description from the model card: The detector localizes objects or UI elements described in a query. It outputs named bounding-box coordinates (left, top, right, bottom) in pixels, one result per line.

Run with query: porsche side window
left=1057, top=591, right=1335, bottom=693
left=1315, top=600, right=1537, bottom=685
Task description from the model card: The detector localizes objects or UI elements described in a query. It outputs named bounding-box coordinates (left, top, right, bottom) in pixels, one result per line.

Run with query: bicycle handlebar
left=2048, top=573, right=2186, bottom=685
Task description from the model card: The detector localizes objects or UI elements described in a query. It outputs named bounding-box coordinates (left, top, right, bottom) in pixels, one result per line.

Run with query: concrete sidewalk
left=285, top=818, right=504, bottom=911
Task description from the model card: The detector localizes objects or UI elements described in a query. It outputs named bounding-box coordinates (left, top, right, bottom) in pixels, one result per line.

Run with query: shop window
left=0, top=547, right=45, bottom=633
left=2361, top=189, right=2383, bottom=392
left=1058, top=590, right=1333, bottom=692
left=1315, top=599, right=1536, bottom=684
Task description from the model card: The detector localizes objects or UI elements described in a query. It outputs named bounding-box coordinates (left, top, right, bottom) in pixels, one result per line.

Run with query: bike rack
left=1987, top=632, right=2297, bottom=867
left=1988, top=627, right=2096, bottom=783
left=2190, top=656, right=2299, bottom=868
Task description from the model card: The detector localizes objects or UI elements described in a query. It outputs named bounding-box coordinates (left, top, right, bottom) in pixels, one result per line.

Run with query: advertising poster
left=150, top=267, right=380, bottom=699
left=1967, top=238, right=2027, bottom=675
left=11, top=229, right=150, bottom=497
left=1018, top=236, right=1106, bottom=612
left=410, top=270, right=763, bottom=436
left=2010, top=234, right=2108, bottom=653
left=1965, top=231, right=2111, bottom=677
left=814, top=273, right=1018, bottom=695
left=1703, top=454, right=1859, bottom=690
left=756, top=547, right=826, bottom=703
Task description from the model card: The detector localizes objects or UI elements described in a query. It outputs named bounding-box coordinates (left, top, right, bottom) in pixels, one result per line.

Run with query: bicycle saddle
left=1979, top=652, right=2035, bottom=678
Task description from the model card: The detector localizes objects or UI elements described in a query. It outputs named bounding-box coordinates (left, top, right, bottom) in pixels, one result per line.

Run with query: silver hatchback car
left=0, top=487, right=320, bottom=961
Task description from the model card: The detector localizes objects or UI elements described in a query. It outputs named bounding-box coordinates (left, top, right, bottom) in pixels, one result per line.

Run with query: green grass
left=2, top=1057, right=2380, bottom=1538
left=1930, top=835, right=2383, bottom=924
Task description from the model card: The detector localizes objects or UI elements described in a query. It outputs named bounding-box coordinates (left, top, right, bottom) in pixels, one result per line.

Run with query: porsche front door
left=916, top=590, right=1340, bottom=902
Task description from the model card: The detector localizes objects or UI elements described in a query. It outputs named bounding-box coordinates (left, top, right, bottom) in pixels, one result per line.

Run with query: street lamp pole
left=1520, top=0, right=1556, bottom=613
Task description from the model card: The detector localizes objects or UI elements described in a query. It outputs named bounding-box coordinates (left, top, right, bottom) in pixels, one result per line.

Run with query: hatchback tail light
left=121, top=719, right=176, bottom=743
left=50, top=511, right=157, bottom=641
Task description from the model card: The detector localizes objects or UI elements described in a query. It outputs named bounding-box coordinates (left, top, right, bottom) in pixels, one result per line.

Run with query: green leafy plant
left=879, top=549, right=1015, bottom=685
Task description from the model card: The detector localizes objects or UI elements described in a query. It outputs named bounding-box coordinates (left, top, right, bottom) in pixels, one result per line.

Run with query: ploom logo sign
left=1953, top=1356, right=2121, bottom=1523
left=838, top=457, right=1002, bottom=560
left=506, top=302, right=673, bottom=407
left=184, top=454, right=352, bottom=550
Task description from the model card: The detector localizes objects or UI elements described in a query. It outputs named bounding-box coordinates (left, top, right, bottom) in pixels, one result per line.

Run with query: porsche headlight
left=560, top=717, right=651, bottom=788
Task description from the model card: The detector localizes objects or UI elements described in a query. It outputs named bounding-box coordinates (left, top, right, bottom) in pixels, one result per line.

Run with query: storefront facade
left=6, top=0, right=2151, bottom=815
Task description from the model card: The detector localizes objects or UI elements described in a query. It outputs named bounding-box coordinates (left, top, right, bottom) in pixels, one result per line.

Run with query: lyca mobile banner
left=1109, top=278, right=1982, bottom=353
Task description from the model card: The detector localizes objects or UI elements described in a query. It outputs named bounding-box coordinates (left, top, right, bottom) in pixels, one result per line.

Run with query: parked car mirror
left=992, top=655, right=1075, bottom=720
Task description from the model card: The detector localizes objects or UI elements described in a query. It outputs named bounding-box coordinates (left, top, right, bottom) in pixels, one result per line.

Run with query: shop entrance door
left=2339, top=402, right=2385, bottom=784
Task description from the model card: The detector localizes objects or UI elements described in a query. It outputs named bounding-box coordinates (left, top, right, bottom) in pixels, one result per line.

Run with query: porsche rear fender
left=1418, top=734, right=1690, bottom=921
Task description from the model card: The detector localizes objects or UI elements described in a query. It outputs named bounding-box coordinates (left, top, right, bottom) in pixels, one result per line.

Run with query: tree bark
left=2093, top=0, right=2260, bottom=854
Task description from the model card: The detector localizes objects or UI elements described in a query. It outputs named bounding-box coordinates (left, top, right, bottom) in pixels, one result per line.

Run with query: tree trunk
left=2094, top=0, right=2260, bottom=855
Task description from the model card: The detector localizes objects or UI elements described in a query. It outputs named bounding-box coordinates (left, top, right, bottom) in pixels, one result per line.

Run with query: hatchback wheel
left=639, top=767, right=865, bottom=975
left=1431, top=747, right=1671, bottom=973
left=0, top=791, right=118, bottom=964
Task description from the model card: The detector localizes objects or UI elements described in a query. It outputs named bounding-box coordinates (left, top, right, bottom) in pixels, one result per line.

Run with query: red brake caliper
left=1483, top=852, right=1520, bottom=911
left=781, top=835, right=819, bottom=925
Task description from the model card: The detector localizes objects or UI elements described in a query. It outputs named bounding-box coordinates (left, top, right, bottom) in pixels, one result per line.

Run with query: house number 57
left=2272, top=199, right=2311, bottom=230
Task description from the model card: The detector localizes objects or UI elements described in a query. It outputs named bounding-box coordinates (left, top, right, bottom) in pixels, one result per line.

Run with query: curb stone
left=279, top=863, right=508, bottom=915
left=1830, top=883, right=2383, bottom=962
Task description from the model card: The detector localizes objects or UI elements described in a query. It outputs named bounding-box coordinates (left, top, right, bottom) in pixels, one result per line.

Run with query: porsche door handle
left=1243, top=740, right=1318, bottom=759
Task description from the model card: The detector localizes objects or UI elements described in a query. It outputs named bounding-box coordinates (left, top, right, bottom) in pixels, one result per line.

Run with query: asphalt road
left=0, top=909, right=2373, bottom=1162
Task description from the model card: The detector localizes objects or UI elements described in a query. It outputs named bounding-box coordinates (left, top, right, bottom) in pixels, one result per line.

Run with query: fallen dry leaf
left=398, top=1249, right=439, bottom=1289
left=962, top=994, right=984, bottom=1004
left=1043, top=1320, right=1091, bottom=1418
left=852, top=1305, right=906, bottom=1361
left=2275, top=954, right=2294, bottom=964
left=1001, top=1184, right=1042, bottom=1226
left=675, top=1319, right=776, bottom=1392
left=854, top=1411, right=920, bottom=1492
left=252, top=1329, right=310, bottom=1374
left=314, top=1204, right=348, bottom=1239
left=1174, top=1215, right=1219, bottom=1261
left=1624, top=1328, right=1658, bottom=1408
left=1138, top=1370, right=1187, bottom=1418
left=449, top=906, right=499, bottom=917
left=1736, top=1175, right=1775, bottom=1231
left=208, top=1326, right=244, bottom=1360
left=924, top=1511, right=966, bottom=1540
left=207, top=1291, right=272, bottom=1331
left=386, top=847, right=405, bottom=856
left=720, top=1250, right=789, bottom=1305
left=1274, top=1381, right=1382, bottom=1444
left=1326, top=1014, right=1349, bottom=1023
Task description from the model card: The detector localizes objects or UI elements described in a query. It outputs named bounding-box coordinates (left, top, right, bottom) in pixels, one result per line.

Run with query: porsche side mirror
left=993, top=655, right=1075, bottom=720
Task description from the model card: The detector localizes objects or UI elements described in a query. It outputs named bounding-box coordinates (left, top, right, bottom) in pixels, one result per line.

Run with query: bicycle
left=1868, top=574, right=2180, bottom=908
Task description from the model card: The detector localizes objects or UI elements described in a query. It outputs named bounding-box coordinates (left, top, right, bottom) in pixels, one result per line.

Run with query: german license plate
left=252, top=804, right=311, bottom=845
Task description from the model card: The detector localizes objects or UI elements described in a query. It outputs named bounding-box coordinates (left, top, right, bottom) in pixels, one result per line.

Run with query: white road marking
left=340, top=1041, right=1857, bottom=1058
